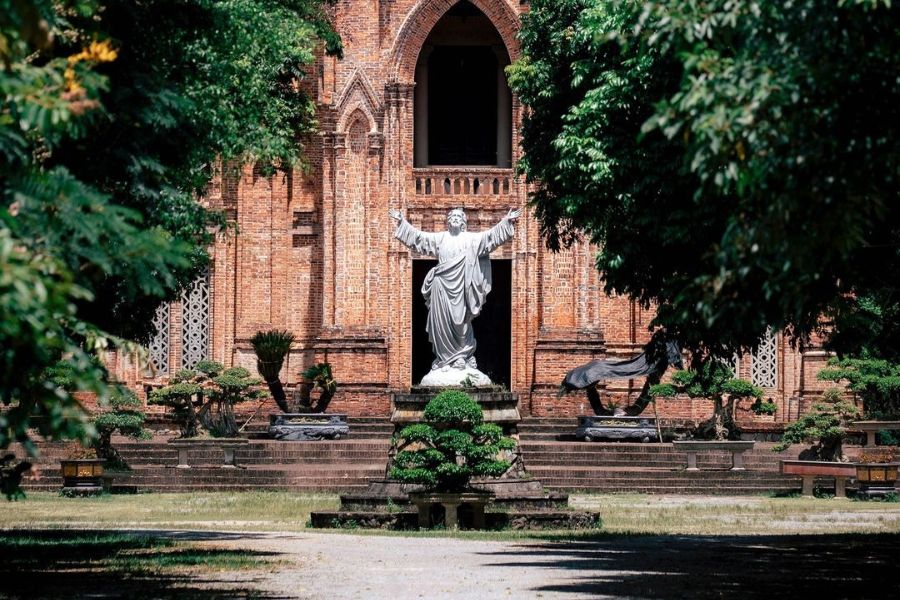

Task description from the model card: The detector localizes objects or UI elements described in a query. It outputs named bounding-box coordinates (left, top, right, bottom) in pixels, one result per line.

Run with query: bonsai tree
left=774, top=388, right=860, bottom=461
left=250, top=329, right=295, bottom=412
left=301, top=362, right=337, bottom=412
left=390, top=390, right=516, bottom=492
left=148, top=370, right=204, bottom=438
left=149, top=360, right=268, bottom=437
left=92, top=387, right=151, bottom=469
left=650, top=362, right=762, bottom=440
left=818, top=357, right=900, bottom=419
left=205, top=364, right=269, bottom=436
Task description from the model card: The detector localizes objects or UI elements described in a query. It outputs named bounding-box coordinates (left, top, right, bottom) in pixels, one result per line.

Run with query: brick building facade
left=115, top=0, right=834, bottom=423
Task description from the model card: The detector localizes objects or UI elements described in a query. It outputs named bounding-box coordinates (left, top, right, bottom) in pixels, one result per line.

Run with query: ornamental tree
left=92, top=388, right=151, bottom=469
left=390, top=391, right=516, bottom=492
left=508, top=0, right=899, bottom=361
left=774, top=389, right=860, bottom=461
left=650, top=362, right=762, bottom=440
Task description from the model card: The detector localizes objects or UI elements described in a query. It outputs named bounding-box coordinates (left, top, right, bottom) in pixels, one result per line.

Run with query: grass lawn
left=2, top=491, right=899, bottom=537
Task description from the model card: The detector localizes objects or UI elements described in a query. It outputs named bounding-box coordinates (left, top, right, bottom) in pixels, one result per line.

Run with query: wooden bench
left=852, top=420, right=900, bottom=447
left=167, top=438, right=249, bottom=469
left=780, top=460, right=856, bottom=498
left=672, top=441, right=756, bottom=471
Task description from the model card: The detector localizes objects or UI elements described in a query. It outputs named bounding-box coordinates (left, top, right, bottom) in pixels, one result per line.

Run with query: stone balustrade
left=413, top=168, right=514, bottom=198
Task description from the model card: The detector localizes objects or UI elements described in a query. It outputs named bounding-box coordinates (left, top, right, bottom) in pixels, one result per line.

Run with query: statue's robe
left=394, top=218, right=515, bottom=370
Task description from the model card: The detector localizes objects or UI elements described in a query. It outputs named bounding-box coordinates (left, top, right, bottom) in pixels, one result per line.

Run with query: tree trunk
left=265, top=377, right=291, bottom=412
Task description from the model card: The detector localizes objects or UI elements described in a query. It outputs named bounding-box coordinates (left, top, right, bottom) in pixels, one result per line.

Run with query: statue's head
left=446, top=208, right=467, bottom=233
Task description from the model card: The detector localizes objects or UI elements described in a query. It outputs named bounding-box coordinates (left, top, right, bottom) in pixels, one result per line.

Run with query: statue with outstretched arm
left=389, top=206, right=521, bottom=386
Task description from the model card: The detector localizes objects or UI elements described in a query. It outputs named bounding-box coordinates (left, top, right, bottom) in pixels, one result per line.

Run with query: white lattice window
left=750, top=328, right=778, bottom=388
left=181, top=271, right=210, bottom=370
left=148, top=303, right=170, bottom=375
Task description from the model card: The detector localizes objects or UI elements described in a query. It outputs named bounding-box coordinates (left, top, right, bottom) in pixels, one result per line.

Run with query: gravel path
left=202, top=529, right=900, bottom=600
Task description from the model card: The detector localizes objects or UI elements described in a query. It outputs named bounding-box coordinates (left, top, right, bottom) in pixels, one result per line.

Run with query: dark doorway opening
left=412, top=259, right=511, bottom=387
left=427, top=46, right=498, bottom=165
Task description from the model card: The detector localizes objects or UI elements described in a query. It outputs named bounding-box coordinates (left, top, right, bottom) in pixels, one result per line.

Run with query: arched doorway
left=413, top=1, right=512, bottom=167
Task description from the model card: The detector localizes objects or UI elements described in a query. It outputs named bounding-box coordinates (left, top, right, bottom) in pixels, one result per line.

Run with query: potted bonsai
left=650, top=361, right=763, bottom=440
left=390, top=390, right=516, bottom=529
left=268, top=362, right=348, bottom=440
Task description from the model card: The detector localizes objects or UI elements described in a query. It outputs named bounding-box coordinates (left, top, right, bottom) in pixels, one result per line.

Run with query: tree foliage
left=1, top=0, right=339, bottom=494
left=251, top=329, right=296, bottom=412
left=819, top=357, right=900, bottom=418
left=508, top=0, right=899, bottom=360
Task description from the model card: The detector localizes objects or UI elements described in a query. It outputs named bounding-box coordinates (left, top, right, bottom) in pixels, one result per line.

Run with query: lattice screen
left=148, top=303, right=170, bottom=375
left=750, top=328, right=778, bottom=388
left=181, top=271, right=210, bottom=369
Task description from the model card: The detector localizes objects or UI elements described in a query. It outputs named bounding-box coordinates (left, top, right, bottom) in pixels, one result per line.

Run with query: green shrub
left=301, top=363, right=337, bottom=412
left=423, top=390, right=483, bottom=425
left=389, top=391, right=514, bottom=492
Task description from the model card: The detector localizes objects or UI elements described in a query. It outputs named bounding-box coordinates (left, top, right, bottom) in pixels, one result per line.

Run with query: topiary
left=390, top=391, right=516, bottom=492
left=250, top=329, right=295, bottom=412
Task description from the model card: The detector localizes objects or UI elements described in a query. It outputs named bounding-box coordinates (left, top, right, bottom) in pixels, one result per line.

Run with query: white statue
left=389, top=206, right=521, bottom=386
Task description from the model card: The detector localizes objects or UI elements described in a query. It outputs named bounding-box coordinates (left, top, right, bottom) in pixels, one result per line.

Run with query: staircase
left=19, top=416, right=817, bottom=496
left=517, top=417, right=807, bottom=495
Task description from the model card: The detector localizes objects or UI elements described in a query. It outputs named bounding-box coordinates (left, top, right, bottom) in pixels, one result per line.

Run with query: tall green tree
left=508, top=0, right=899, bottom=362
left=1, top=0, right=340, bottom=495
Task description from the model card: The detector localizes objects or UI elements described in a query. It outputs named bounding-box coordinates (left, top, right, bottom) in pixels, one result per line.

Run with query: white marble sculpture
left=389, top=206, right=521, bottom=386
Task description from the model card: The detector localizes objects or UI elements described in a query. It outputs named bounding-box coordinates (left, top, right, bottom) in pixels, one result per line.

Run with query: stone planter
left=576, top=415, right=658, bottom=442
left=408, top=491, right=495, bottom=530
left=855, top=463, right=899, bottom=498
left=60, top=459, right=105, bottom=496
left=268, top=413, right=349, bottom=441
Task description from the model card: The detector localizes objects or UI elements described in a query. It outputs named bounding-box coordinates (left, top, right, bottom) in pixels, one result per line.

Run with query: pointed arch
left=389, top=0, right=520, bottom=84
left=336, top=70, right=381, bottom=134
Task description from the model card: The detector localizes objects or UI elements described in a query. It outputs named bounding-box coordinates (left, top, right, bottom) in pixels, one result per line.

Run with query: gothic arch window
left=413, top=1, right=512, bottom=167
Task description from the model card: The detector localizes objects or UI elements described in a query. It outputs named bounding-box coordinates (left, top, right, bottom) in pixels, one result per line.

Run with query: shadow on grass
left=483, top=532, right=900, bottom=599
left=0, top=530, right=288, bottom=599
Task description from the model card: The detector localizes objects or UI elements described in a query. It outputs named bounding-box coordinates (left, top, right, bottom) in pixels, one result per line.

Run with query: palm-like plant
left=251, top=330, right=295, bottom=412
left=301, top=363, right=337, bottom=412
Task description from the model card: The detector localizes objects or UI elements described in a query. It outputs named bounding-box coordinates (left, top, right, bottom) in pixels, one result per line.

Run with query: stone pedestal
left=408, top=491, right=494, bottom=530
left=167, top=438, right=249, bottom=468
left=391, top=390, right=520, bottom=425
left=268, top=413, right=350, bottom=441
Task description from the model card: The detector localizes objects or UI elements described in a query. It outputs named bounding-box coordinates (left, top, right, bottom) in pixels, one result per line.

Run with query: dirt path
left=205, top=529, right=900, bottom=599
